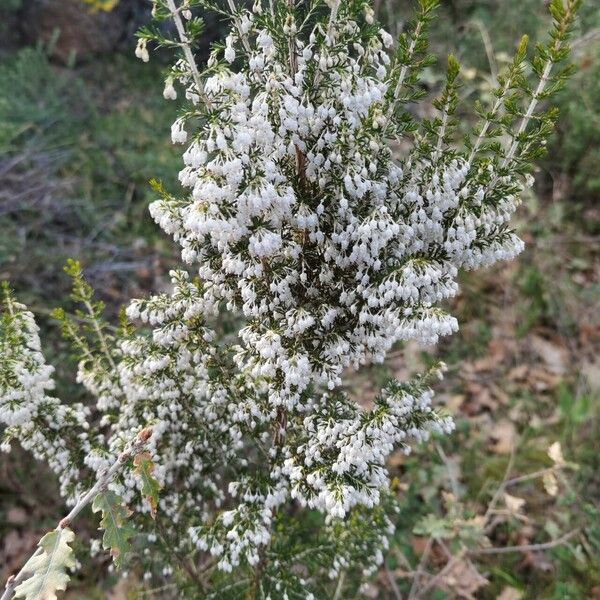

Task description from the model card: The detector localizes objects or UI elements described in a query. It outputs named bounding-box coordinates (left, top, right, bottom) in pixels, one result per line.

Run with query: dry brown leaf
left=488, top=337, right=512, bottom=363
left=387, top=451, right=406, bottom=468
left=410, top=536, right=429, bottom=556
left=529, top=367, right=561, bottom=391
left=489, top=383, right=510, bottom=406
left=477, top=388, right=499, bottom=411
left=522, top=549, right=554, bottom=572
left=489, top=419, right=516, bottom=455
left=547, top=442, right=565, bottom=466
left=497, top=586, right=523, bottom=600
left=581, top=360, right=600, bottom=391
left=442, top=557, right=489, bottom=599
left=471, top=355, right=496, bottom=373
left=445, top=393, right=466, bottom=412
left=543, top=472, right=559, bottom=496
left=504, top=493, right=526, bottom=513
left=507, top=365, right=529, bottom=382
left=529, top=335, right=568, bottom=375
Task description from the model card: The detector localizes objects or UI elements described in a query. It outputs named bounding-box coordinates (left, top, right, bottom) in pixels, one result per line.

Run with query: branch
left=500, top=0, right=578, bottom=169
left=414, top=550, right=465, bottom=599
left=156, top=518, right=206, bottom=592
left=83, top=298, right=117, bottom=371
left=313, top=0, right=341, bottom=87
left=470, top=528, right=580, bottom=555
left=407, top=537, right=433, bottom=600
left=504, top=466, right=557, bottom=487
left=483, top=442, right=516, bottom=526
left=393, top=19, right=423, bottom=100
left=164, top=0, right=211, bottom=108
left=226, top=0, right=252, bottom=53
left=332, top=570, right=346, bottom=600
left=385, top=564, right=404, bottom=600
left=1, top=428, right=153, bottom=600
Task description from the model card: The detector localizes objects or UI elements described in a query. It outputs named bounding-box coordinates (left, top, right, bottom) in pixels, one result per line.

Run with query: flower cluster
left=284, top=364, right=453, bottom=518
left=0, top=287, right=90, bottom=498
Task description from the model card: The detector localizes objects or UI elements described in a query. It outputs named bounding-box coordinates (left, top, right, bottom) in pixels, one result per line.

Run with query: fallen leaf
left=410, top=536, right=429, bottom=556
left=581, top=360, right=600, bottom=391
left=489, top=419, right=516, bottom=455
left=446, top=394, right=466, bottom=412
left=529, top=367, right=561, bottom=391
left=442, top=557, right=489, bottom=598
left=387, top=451, right=406, bottom=468
left=489, top=383, right=510, bottom=406
left=497, top=586, right=523, bottom=600
left=543, top=472, right=559, bottom=496
left=529, top=335, right=568, bottom=375
left=508, top=365, right=529, bottom=382
left=522, top=549, right=553, bottom=572
left=504, top=493, right=526, bottom=514
left=547, top=442, right=565, bottom=466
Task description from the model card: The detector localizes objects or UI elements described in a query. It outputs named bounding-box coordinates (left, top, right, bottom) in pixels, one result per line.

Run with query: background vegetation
left=0, top=0, right=598, bottom=598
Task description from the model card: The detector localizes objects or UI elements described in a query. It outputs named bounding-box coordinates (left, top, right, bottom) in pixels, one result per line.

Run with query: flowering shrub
left=1, top=0, right=581, bottom=598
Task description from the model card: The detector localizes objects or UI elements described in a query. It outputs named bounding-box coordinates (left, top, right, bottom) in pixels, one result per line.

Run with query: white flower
left=224, top=35, right=236, bottom=64
left=135, top=38, right=149, bottom=63
left=163, top=77, right=177, bottom=100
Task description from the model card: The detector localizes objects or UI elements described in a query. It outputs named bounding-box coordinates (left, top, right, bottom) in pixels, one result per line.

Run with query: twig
left=393, top=546, right=415, bottom=572
left=313, top=0, right=341, bottom=87
left=434, top=98, right=451, bottom=161
left=226, top=0, right=252, bottom=53
left=470, top=529, right=580, bottom=555
left=500, top=0, right=578, bottom=170
left=1, top=428, right=153, bottom=600
left=206, top=578, right=249, bottom=599
left=414, top=550, right=465, bottom=599
left=385, top=564, right=404, bottom=600
left=467, top=73, right=512, bottom=164
left=165, top=0, right=211, bottom=108
left=571, top=27, right=600, bottom=52
left=156, top=518, right=205, bottom=592
left=394, top=20, right=424, bottom=100
left=332, top=570, right=346, bottom=600
left=436, top=443, right=460, bottom=497
left=83, top=298, right=117, bottom=371
left=471, top=19, right=497, bottom=86
left=407, top=536, right=433, bottom=600
left=284, top=0, right=307, bottom=185
left=138, top=582, right=179, bottom=596
left=483, top=441, right=516, bottom=525
left=504, top=466, right=557, bottom=487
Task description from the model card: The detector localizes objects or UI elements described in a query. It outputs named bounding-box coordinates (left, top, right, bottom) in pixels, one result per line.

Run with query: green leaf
left=134, top=451, right=161, bottom=518
left=15, top=528, right=75, bottom=600
left=92, top=491, right=135, bottom=569
left=413, top=514, right=453, bottom=539
left=447, top=54, right=460, bottom=82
